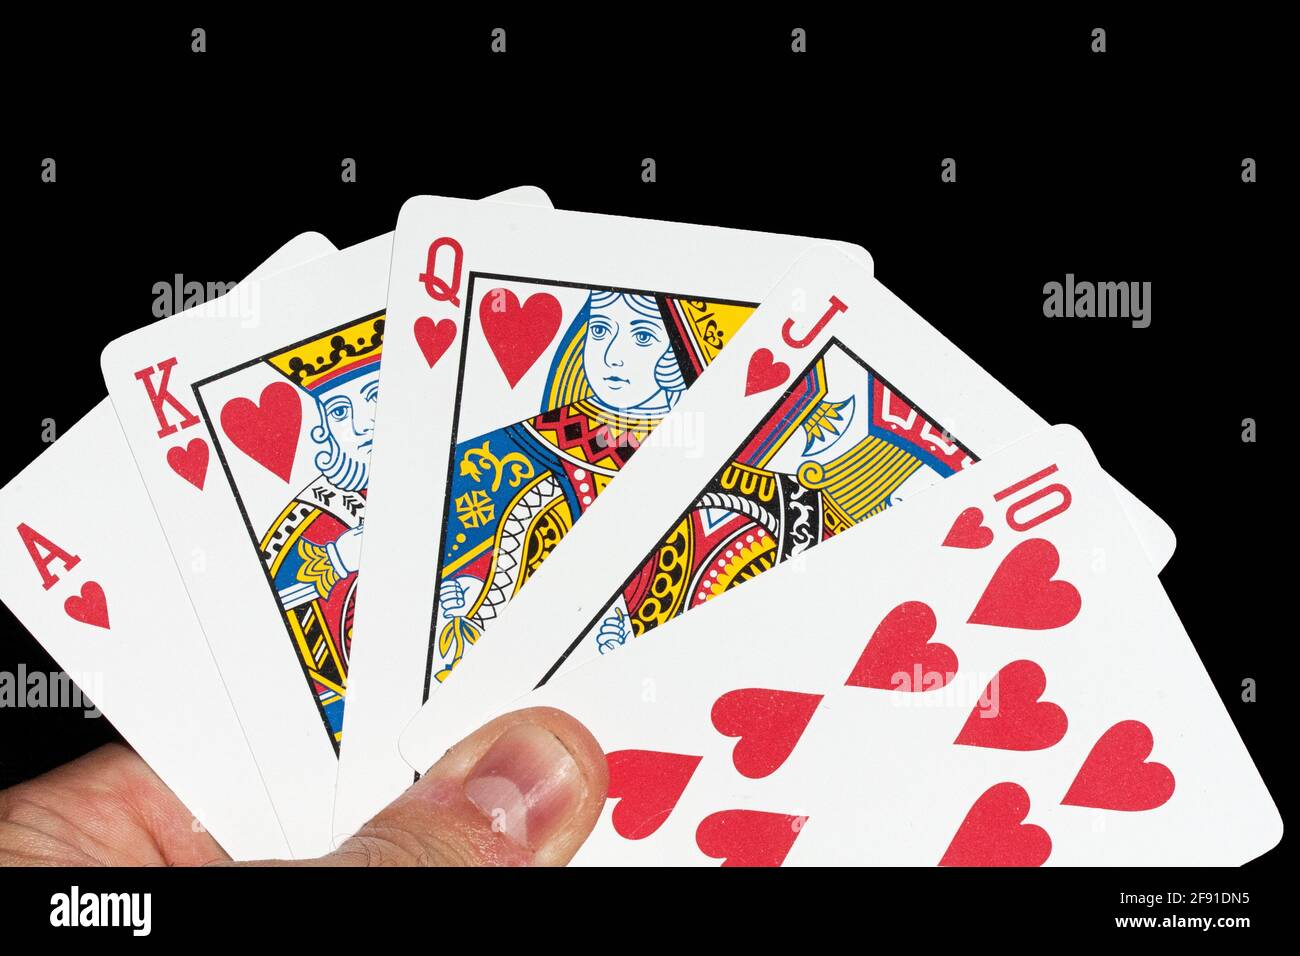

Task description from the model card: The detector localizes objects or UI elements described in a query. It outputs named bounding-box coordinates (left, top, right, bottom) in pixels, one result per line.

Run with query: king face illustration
left=429, top=286, right=753, bottom=688
left=258, top=314, right=384, bottom=748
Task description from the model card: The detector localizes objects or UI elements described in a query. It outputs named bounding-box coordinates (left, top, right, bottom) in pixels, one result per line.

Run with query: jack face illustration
left=564, top=342, right=975, bottom=679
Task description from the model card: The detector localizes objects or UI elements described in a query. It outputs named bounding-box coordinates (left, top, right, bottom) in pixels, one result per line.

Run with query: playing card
left=441, top=425, right=1278, bottom=865
left=100, top=188, right=551, bottom=857
left=399, top=245, right=1178, bottom=773
left=0, top=232, right=337, bottom=860
left=334, top=196, right=873, bottom=843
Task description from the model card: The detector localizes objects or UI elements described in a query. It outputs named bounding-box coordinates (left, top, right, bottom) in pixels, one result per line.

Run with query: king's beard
left=315, top=434, right=369, bottom=492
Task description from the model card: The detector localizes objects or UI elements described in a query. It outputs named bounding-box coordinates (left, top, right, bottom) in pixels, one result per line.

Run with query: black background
left=1, top=10, right=1285, bottom=939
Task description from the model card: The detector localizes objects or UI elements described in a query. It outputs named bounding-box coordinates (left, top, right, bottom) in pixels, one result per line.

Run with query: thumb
left=237, top=707, right=608, bottom=867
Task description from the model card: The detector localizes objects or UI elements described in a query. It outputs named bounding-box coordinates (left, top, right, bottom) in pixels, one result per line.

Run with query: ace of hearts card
left=448, top=425, right=1279, bottom=866
left=0, top=232, right=339, bottom=859
left=398, top=245, right=1177, bottom=775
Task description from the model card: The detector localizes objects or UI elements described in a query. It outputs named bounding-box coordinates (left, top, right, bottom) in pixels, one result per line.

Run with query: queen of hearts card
left=428, top=283, right=755, bottom=689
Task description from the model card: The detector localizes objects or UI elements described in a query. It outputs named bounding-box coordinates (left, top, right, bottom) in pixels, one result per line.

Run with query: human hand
left=0, top=707, right=607, bottom=867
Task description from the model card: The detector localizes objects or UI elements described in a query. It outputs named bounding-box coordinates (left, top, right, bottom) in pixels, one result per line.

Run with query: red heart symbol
left=606, top=750, right=702, bottom=840
left=1062, top=720, right=1175, bottom=811
left=64, top=581, right=110, bottom=630
left=219, top=382, right=301, bottom=483
left=744, top=348, right=791, bottom=397
left=696, top=810, right=807, bottom=867
left=968, top=538, right=1081, bottom=630
left=479, top=289, right=562, bottom=388
left=942, top=506, right=993, bottom=549
left=414, top=315, right=457, bottom=369
left=711, top=688, right=823, bottom=779
left=166, top=437, right=209, bottom=490
left=845, top=600, right=957, bottom=692
left=939, top=782, right=1051, bottom=867
left=955, top=660, right=1068, bottom=751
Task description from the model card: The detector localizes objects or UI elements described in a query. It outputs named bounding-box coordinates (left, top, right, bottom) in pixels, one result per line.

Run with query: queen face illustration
left=581, top=292, right=684, bottom=413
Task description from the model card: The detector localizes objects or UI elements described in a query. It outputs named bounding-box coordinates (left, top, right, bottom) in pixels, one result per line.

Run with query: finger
left=0, top=743, right=229, bottom=866
left=237, top=706, right=607, bottom=867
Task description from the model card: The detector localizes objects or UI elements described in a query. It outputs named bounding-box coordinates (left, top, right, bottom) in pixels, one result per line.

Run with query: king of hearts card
left=193, top=312, right=386, bottom=748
